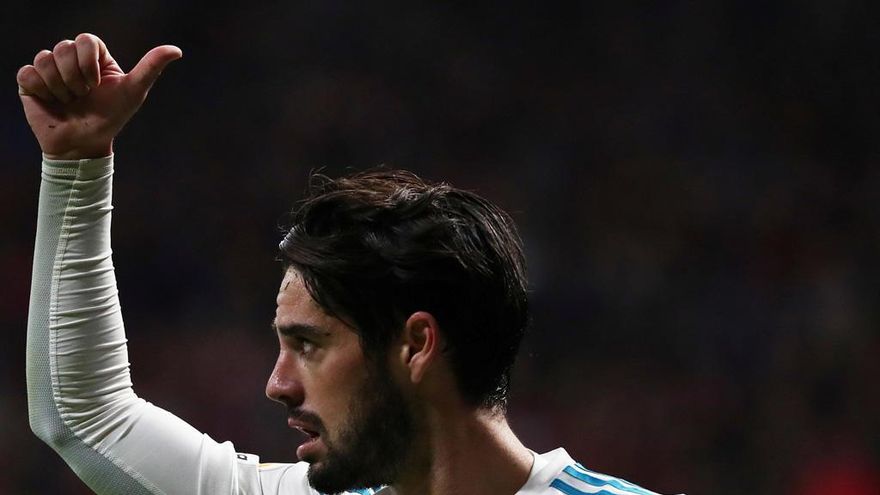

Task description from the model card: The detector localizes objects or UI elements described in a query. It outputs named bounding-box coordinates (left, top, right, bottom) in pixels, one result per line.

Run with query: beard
left=305, top=363, right=415, bottom=494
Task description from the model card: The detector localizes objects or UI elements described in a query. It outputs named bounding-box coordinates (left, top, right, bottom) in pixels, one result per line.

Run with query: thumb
left=127, top=45, right=183, bottom=94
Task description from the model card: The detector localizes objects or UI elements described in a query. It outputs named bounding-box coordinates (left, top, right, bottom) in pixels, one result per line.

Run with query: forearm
left=26, top=156, right=238, bottom=494
left=27, top=155, right=128, bottom=444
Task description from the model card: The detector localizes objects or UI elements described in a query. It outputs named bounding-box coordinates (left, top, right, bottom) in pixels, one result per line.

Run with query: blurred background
left=3, top=2, right=879, bottom=494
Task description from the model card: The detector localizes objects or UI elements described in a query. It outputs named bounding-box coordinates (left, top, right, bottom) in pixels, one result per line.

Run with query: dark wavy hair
left=278, top=169, right=529, bottom=411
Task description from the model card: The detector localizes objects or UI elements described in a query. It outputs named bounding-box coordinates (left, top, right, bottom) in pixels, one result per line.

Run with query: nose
left=265, top=350, right=304, bottom=406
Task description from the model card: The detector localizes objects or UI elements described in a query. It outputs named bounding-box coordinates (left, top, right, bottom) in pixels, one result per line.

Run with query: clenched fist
left=17, top=33, right=181, bottom=160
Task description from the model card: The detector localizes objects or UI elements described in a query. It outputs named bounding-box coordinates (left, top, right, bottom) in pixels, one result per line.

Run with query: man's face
left=266, top=269, right=413, bottom=493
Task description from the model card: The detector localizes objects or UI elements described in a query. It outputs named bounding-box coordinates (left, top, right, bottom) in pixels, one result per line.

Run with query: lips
left=289, top=419, right=325, bottom=461
left=295, top=425, right=320, bottom=439
left=287, top=417, right=321, bottom=439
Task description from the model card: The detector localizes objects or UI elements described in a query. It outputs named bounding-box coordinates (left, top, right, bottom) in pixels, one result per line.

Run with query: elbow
left=28, top=389, right=143, bottom=451
left=29, top=405, right=71, bottom=450
left=29, top=413, right=60, bottom=448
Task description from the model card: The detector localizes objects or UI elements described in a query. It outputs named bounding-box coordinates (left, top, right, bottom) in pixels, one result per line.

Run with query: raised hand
left=17, top=33, right=182, bottom=160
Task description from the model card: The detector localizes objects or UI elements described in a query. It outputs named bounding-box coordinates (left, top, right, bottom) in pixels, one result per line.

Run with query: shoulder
left=521, top=448, right=679, bottom=495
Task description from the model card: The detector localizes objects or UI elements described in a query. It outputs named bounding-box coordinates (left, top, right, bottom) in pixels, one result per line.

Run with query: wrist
left=43, top=141, right=113, bottom=161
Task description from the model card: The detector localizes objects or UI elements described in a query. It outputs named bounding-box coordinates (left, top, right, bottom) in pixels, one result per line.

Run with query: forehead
left=275, top=269, right=347, bottom=332
left=276, top=269, right=309, bottom=311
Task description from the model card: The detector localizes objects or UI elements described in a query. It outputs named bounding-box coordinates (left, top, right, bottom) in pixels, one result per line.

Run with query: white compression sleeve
left=26, top=156, right=242, bottom=494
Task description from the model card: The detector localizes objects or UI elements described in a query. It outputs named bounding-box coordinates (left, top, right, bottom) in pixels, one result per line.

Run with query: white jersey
left=26, top=156, right=675, bottom=495
left=251, top=448, right=670, bottom=495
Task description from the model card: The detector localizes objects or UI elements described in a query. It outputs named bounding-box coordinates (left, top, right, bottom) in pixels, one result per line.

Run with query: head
left=266, top=169, right=529, bottom=492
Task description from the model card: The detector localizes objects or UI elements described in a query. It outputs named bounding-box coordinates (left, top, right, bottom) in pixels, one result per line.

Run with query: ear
left=399, top=311, right=441, bottom=384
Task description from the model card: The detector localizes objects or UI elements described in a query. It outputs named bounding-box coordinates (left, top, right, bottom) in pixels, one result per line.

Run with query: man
left=20, top=34, right=677, bottom=495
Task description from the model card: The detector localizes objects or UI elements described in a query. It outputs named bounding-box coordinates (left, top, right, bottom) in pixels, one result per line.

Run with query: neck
left=391, top=405, right=533, bottom=495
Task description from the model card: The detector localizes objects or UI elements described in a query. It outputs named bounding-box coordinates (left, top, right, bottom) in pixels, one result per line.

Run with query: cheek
left=310, top=348, right=370, bottom=427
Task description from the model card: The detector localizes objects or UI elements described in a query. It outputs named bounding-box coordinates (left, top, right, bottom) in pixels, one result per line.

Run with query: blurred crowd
left=2, top=3, right=878, bottom=494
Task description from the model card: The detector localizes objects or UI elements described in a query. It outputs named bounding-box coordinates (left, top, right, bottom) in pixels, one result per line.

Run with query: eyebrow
left=271, top=321, right=331, bottom=339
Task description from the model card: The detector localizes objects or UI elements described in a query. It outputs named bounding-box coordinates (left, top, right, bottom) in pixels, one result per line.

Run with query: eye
left=288, top=336, right=316, bottom=357
left=298, top=339, right=316, bottom=356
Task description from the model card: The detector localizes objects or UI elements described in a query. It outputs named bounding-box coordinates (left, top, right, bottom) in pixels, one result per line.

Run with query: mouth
left=294, top=425, right=320, bottom=440
left=288, top=417, right=321, bottom=438
left=288, top=417, right=324, bottom=461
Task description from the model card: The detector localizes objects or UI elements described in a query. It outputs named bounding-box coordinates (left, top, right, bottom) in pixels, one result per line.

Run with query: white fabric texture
left=26, top=156, right=308, bottom=494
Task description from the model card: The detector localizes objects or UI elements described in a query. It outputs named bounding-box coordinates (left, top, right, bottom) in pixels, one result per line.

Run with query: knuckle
left=75, top=32, right=96, bottom=43
left=33, top=50, right=53, bottom=66
left=16, top=65, right=33, bottom=83
left=53, top=39, right=75, bottom=55
left=75, top=33, right=101, bottom=53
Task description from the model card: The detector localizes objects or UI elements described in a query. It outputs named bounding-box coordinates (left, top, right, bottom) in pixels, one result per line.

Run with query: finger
left=33, top=50, right=74, bottom=103
left=127, top=45, right=182, bottom=95
left=74, top=33, right=110, bottom=88
left=16, top=65, right=55, bottom=102
left=53, top=40, right=90, bottom=97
